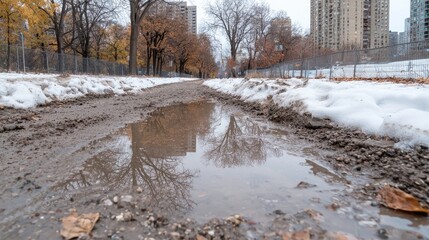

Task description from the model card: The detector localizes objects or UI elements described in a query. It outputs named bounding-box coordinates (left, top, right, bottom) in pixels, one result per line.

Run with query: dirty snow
left=204, top=78, right=429, bottom=148
left=0, top=73, right=197, bottom=109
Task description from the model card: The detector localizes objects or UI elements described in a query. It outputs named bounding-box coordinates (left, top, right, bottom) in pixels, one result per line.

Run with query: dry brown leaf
left=326, top=232, right=359, bottom=240
left=282, top=229, right=310, bottom=240
left=377, top=185, right=429, bottom=214
left=60, top=211, right=100, bottom=240
left=196, top=235, right=208, bottom=240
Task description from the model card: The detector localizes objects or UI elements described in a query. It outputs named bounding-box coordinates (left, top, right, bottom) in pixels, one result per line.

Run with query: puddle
left=56, top=101, right=429, bottom=238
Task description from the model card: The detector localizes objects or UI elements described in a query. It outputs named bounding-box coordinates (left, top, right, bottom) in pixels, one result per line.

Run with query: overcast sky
left=189, top=0, right=411, bottom=33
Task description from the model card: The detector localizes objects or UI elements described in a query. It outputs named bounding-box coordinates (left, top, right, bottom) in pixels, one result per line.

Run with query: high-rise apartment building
left=310, top=0, right=389, bottom=51
left=410, top=0, right=429, bottom=42
left=389, top=31, right=399, bottom=46
left=151, top=1, right=197, bottom=34
left=187, top=5, right=197, bottom=34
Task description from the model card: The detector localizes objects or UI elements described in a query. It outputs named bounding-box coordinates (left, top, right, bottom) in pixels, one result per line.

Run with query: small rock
left=104, top=199, right=113, bottom=206
left=296, top=181, right=317, bottom=189
left=273, top=209, right=286, bottom=215
left=4, top=124, right=17, bottom=131
left=116, top=212, right=134, bottom=222
left=226, top=215, right=242, bottom=226
left=326, top=203, right=340, bottom=211
left=377, top=228, right=389, bottom=239
left=170, top=232, right=180, bottom=239
left=207, top=230, right=215, bottom=236
left=0, top=126, right=4, bottom=133
left=111, top=234, right=122, bottom=240
left=358, top=220, right=378, bottom=227
left=113, top=196, right=119, bottom=203
left=136, top=187, right=143, bottom=193
left=121, top=195, right=133, bottom=203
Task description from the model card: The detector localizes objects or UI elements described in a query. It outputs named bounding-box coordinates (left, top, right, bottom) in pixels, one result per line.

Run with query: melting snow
left=204, top=78, right=429, bottom=148
left=0, top=73, right=197, bottom=109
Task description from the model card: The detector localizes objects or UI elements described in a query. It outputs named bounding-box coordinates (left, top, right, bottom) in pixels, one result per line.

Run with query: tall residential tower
left=410, top=0, right=429, bottom=42
left=310, top=0, right=389, bottom=51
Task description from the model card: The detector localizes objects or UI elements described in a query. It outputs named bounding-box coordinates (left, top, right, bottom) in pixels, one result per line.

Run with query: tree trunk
left=152, top=50, right=157, bottom=76
left=146, top=45, right=151, bottom=75
left=56, top=33, right=64, bottom=73
left=157, top=56, right=162, bottom=75
left=6, top=24, right=11, bottom=72
left=129, top=23, right=139, bottom=75
left=231, top=48, right=237, bottom=77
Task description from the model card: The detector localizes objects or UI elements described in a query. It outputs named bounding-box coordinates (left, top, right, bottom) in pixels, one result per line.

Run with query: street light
left=20, top=32, right=25, bottom=73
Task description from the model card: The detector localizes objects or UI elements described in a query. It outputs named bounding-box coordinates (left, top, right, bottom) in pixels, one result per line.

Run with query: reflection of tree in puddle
left=206, top=114, right=281, bottom=167
left=56, top=102, right=215, bottom=211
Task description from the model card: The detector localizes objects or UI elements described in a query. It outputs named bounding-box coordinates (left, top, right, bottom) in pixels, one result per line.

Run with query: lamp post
left=20, top=32, right=25, bottom=73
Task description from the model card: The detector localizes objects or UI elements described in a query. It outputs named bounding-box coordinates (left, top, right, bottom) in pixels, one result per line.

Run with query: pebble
left=113, top=196, right=119, bottom=203
left=116, top=212, right=134, bottom=222
left=111, top=234, right=122, bottom=240
left=273, top=210, right=286, bottom=215
left=377, top=228, right=389, bottom=239
left=170, top=232, right=180, bottom=239
left=121, top=195, right=133, bottom=203
left=4, top=124, right=17, bottom=131
left=104, top=199, right=113, bottom=206
left=358, top=220, right=378, bottom=227
left=207, top=230, right=215, bottom=236
left=136, top=187, right=143, bottom=193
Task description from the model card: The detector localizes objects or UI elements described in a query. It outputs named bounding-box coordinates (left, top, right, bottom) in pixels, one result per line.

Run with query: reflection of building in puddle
left=124, top=102, right=214, bottom=158
left=55, top=102, right=215, bottom=211
left=205, top=115, right=282, bottom=168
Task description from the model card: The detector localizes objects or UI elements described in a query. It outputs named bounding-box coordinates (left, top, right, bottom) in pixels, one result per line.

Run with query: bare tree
left=34, top=0, right=70, bottom=72
left=242, top=2, right=272, bottom=70
left=69, top=0, right=116, bottom=68
left=128, top=0, right=159, bottom=75
left=206, top=0, right=254, bottom=77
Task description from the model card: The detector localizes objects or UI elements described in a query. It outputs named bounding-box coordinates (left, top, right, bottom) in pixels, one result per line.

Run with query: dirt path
left=0, top=80, right=428, bottom=239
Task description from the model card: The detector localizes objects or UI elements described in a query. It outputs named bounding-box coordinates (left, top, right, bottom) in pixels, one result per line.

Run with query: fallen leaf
left=325, top=232, right=359, bottom=240
left=377, top=185, right=429, bottom=214
left=282, top=229, right=310, bottom=240
left=196, top=235, right=208, bottom=240
left=60, top=211, right=100, bottom=240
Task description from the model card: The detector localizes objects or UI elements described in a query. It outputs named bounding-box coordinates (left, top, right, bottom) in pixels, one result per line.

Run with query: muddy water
left=57, top=101, right=429, bottom=238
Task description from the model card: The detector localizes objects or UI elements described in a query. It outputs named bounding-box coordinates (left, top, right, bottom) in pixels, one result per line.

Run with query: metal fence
left=248, top=40, right=429, bottom=79
left=0, top=44, right=129, bottom=75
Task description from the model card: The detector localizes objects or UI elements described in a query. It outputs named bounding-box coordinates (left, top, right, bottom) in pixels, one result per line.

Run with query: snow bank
left=204, top=78, right=429, bottom=148
left=0, top=73, right=197, bottom=109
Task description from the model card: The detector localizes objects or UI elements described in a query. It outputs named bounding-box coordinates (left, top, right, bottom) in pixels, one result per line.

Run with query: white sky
left=188, top=0, right=411, bottom=33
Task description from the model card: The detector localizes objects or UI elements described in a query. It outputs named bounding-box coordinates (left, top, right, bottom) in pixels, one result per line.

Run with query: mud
left=0, top=80, right=428, bottom=239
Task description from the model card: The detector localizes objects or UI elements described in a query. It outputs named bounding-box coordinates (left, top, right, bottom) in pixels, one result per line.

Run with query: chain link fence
left=0, top=44, right=129, bottom=75
left=248, top=40, right=429, bottom=80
